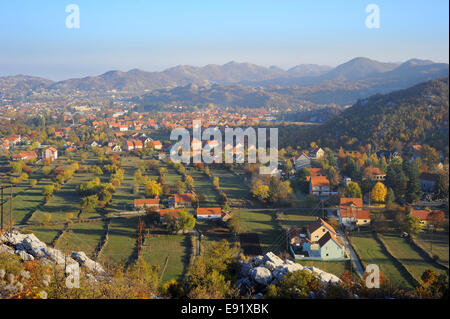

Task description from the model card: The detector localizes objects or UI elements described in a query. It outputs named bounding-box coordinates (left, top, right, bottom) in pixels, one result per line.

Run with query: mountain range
left=0, top=57, right=448, bottom=107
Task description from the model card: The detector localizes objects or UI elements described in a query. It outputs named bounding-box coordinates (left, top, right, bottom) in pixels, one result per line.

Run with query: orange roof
left=160, top=208, right=182, bottom=217
left=340, top=197, right=363, bottom=208
left=308, top=218, right=336, bottom=235
left=310, top=176, right=330, bottom=187
left=307, top=168, right=323, bottom=177
left=411, top=210, right=431, bottom=221
left=355, top=210, right=371, bottom=220
left=318, top=231, right=343, bottom=248
left=196, top=207, right=221, bottom=216
left=134, top=198, right=160, bottom=206
left=174, top=193, right=193, bottom=203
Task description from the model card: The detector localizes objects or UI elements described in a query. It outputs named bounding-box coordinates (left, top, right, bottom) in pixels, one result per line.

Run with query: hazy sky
left=0, top=0, right=448, bottom=80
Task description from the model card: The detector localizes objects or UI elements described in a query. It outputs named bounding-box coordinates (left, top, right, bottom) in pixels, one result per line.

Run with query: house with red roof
left=196, top=207, right=222, bottom=220
left=12, top=151, right=37, bottom=161
left=133, top=198, right=160, bottom=210
left=42, top=147, right=58, bottom=162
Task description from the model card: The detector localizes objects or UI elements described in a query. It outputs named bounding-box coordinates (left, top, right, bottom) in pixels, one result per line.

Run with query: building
left=159, top=208, right=182, bottom=223
left=42, top=147, right=58, bottom=162
left=295, top=153, right=311, bottom=171
left=196, top=207, right=222, bottom=220
left=12, top=151, right=37, bottom=161
left=308, top=147, right=325, bottom=160
left=419, top=172, right=439, bottom=193
left=363, top=166, right=386, bottom=181
left=133, top=198, right=160, bottom=210
left=173, top=193, right=194, bottom=208
left=410, top=209, right=445, bottom=226
left=309, top=176, right=331, bottom=197
left=338, top=198, right=371, bottom=228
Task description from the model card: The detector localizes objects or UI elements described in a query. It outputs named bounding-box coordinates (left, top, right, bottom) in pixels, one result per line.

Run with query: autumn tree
left=344, top=182, right=362, bottom=198
left=371, top=182, right=387, bottom=203
left=145, top=180, right=162, bottom=198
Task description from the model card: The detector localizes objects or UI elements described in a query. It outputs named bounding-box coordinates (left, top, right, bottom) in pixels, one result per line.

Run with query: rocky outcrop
left=0, top=230, right=107, bottom=277
left=236, top=252, right=341, bottom=297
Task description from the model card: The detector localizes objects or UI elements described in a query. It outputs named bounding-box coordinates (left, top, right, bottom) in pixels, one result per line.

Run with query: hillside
left=279, top=77, right=449, bottom=154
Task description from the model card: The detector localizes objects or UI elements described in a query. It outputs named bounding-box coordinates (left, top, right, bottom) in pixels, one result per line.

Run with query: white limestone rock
left=14, top=249, right=34, bottom=262
left=71, top=251, right=107, bottom=276
left=250, top=266, right=273, bottom=286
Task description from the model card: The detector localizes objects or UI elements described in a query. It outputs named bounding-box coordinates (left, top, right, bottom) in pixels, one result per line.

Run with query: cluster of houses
left=132, top=192, right=227, bottom=224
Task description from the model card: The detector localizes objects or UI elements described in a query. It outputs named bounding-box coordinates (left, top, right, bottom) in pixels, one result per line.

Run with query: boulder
left=237, top=261, right=251, bottom=278
left=14, top=250, right=34, bottom=262
left=71, top=251, right=107, bottom=276
left=43, top=247, right=75, bottom=265
left=0, top=231, right=27, bottom=246
left=0, top=244, right=14, bottom=255
left=251, top=255, right=264, bottom=267
left=262, top=252, right=284, bottom=268
left=22, top=234, right=46, bottom=253
left=250, top=266, right=273, bottom=286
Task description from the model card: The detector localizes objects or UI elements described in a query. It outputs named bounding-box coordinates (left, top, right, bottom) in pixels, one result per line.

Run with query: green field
left=99, top=217, right=139, bottom=265
left=29, top=172, right=95, bottom=223
left=416, top=232, right=449, bottom=267
left=23, top=224, right=63, bottom=246
left=349, top=231, right=416, bottom=290
left=190, top=169, right=219, bottom=207
left=142, top=233, right=191, bottom=282
left=210, top=167, right=250, bottom=205
left=238, top=209, right=283, bottom=254
left=277, top=209, right=318, bottom=230
left=55, top=221, right=105, bottom=258
left=380, top=233, right=447, bottom=284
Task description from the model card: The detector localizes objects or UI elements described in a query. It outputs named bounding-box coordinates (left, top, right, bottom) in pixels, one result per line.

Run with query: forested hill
left=280, top=77, right=449, bottom=155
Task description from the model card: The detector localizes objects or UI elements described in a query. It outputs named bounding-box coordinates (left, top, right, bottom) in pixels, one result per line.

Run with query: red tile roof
left=134, top=198, right=160, bottom=206
left=196, top=207, right=221, bottom=216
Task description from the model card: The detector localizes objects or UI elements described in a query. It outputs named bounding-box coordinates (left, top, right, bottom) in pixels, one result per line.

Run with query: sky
left=0, top=0, right=448, bottom=80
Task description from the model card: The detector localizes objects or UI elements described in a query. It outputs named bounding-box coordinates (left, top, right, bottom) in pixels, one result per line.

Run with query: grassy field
left=380, top=233, right=447, bottom=283
left=98, top=217, right=139, bottom=265
left=238, top=209, right=283, bottom=255
left=23, top=224, right=63, bottom=245
left=142, top=233, right=191, bottom=282
left=416, top=232, right=449, bottom=267
left=349, top=231, right=416, bottom=290
left=55, top=221, right=104, bottom=258
left=210, top=167, right=250, bottom=206
left=189, top=169, right=219, bottom=207
left=277, top=209, right=318, bottom=230
left=30, top=172, right=95, bottom=224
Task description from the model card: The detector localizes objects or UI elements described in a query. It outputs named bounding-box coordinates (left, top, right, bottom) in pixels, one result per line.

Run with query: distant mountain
left=280, top=77, right=449, bottom=153
left=0, top=58, right=448, bottom=107
left=287, top=64, right=332, bottom=77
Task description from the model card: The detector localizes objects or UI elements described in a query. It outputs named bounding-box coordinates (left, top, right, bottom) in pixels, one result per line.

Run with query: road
left=338, top=230, right=365, bottom=278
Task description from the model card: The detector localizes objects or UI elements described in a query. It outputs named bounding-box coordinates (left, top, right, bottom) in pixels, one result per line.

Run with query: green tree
left=344, top=182, right=362, bottom=198
left=401, top=215, right=422, bottom=235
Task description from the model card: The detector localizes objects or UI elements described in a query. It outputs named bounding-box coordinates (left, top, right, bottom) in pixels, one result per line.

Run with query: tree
left=344, top=182, right=362, bottom=198
left=29, top=179, right=37, bottom=188
left=42, top=213, right=51, bottom=225
left=385, top=187, right=395, bottom=205
left=184, top=175, right=194, bottom=190
left=433, top=169, right=449, bottom=200
left=218, top=192, right=228, bottom=206
left=404, top=161, right=422, bottom=203
left=296, top=168, right=311, bottom=193
left=227, top=213, right=242, bottom=235
left=401, top=215, right=422, bottom=235
left=212, top=176, right=220, bottom=190
left=158, top=167, right=168, bottom=177
left=174, top=179, right=187, bottom=194
left=251, top=181, right=270, bottom=201
left=145, top=180, right=162, bottom=197
left=81, top=195, right=99, bottom=214
left=371, top=182, right=387, bottom=203
left=266, top=270, right=321, bottom=298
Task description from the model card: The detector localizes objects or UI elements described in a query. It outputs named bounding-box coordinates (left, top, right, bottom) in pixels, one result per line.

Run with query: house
left=6, top=134, right=21, bottom=146
left=308, top=147, right=325, bottom=160
left=309, top=176, right=331, bottom=197
left=133, top=198, right=160, bottom=210
left=295, top=153, right=311, bottom=171
left=307, top=218, right=337, bottom=242
left=363, top=166, right=386, bottom=181
left=152, top=140, right=163, bottom=150
left=125, top=140, right=135, bottom=151
left=419, top=172, right=439, bottom=193
left=159, top=208, right=182, bottom=223
left=196, top=207, right=222, bottom=220
left=12, top=151, right=37, bottom=161
left=290, top=218, right=345, bottom=260
left=173, top=193, right=193, bottom=208
left=410, top=209, right=445, bottom=226
left=42, top=147, right=58, bottom=162
left=316, top=231, right=345, bottom=259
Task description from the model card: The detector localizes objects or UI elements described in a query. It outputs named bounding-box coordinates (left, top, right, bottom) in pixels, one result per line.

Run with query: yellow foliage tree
left=371, top=182, right=387, bottom=202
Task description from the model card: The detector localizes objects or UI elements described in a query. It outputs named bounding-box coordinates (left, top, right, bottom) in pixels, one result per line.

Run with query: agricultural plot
left=210, top=167, right=250, bottom=207
left=190, top=170, right=219, bottom=207
left=23, top=225, right=63, bottom=246
left=196, top=220, right=233, bottom=245
left=238, top=209, right=283, bottom=255
left=277, top=209, right=318, bottom=230
left=142, top=233, right=191, bottom=282
left=55, top=221, right=104, bottom=258
left=98, top=217, right=139, bottom=265
left=380, top=233, right=447, bottom=282
left=416, top=232, right=449, bottom=267
left=349, top=231, right=416, bottom=290
left=30, top=172, right=94, bottom=224
left=107, top=157, right=141, bottom=213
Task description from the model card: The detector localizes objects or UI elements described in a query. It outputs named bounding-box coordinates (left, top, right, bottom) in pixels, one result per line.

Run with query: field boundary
left=375, top=232, right=421, bottom=288
left=409, top=236, right=449, bottom=271
left=94, top=218, right=110, bottom=260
